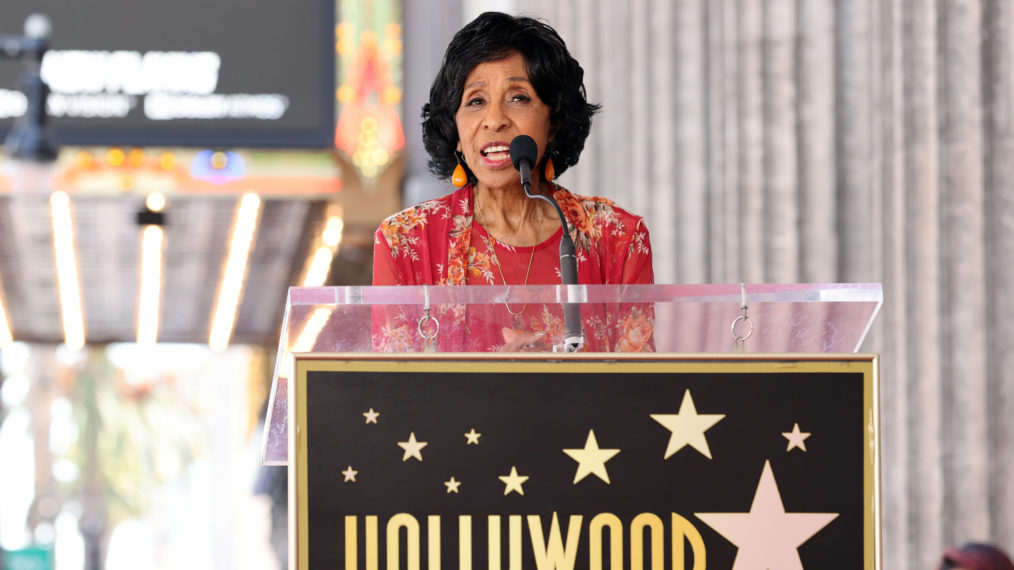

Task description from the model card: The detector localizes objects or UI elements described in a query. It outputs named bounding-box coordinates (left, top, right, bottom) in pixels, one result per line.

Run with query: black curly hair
left=421, top=12, right=600, bottom=184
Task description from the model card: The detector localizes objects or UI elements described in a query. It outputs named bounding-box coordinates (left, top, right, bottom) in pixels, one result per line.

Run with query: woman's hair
left=939, top=543, right=1014, bottom=570
left=421, top=11, right=600, bottom=183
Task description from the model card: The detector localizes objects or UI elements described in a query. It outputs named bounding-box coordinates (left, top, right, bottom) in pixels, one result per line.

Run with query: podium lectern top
left=261, top=282, right=882, bottom=464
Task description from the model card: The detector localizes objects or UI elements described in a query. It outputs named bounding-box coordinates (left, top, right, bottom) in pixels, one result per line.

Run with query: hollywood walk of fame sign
left=289, top=354, right=880, bottom=569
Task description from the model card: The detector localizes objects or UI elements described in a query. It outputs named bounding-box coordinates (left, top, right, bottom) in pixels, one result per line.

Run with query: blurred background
left=0, top=0, right=1011, bottom=568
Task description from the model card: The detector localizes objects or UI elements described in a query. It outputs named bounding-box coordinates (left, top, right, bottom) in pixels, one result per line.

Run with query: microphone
left=509, top=135, right=584, bottom=352
left=509, top=135, right=537, bottom=189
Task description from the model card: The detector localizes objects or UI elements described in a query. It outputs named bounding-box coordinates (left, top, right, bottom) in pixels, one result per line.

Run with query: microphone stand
left=518, top=161, right=584, bottom=352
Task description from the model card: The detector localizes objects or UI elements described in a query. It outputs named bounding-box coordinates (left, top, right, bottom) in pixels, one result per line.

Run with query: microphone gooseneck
left=509, top=134, right=584, bottom=352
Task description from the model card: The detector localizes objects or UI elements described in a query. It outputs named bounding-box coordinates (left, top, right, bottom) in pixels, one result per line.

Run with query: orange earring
left=452, top=151, right=468, bottom=188
left=452, top=163, right=467, bottom=188
left=544, top=157, right=555, bottom=183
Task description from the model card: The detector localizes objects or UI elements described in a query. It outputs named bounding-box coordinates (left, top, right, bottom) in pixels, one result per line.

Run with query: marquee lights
left=136, top=193, right=166, bottom=346
left=208, top=192, right=261, bottom=352
left=50, top=191, right=86, bottom=350
left=0, top=286, right=12, bottom=347
left=301, top=212, right=343, bottom=287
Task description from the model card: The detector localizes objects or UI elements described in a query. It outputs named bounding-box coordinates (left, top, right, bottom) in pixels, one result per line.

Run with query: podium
left=264, top=283, right=882, bottom=569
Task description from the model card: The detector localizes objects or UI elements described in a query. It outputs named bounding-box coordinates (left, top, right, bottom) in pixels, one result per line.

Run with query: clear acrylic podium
left=261, top=283, right=882, bottom=465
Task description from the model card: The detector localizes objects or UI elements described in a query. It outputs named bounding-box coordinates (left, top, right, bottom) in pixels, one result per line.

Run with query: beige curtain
left=513, top=0, right=1014, bottom=567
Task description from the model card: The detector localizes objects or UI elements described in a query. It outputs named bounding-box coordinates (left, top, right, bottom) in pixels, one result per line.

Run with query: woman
left=372, top=11, right=653, bottom=352
left=938, top=543, right=1014, bottom=570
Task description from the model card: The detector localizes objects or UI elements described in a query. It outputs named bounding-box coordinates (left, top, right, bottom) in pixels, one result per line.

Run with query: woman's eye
left=465, top=97, right=484, bottom=107
left=511, top=94, right=531, bottom=103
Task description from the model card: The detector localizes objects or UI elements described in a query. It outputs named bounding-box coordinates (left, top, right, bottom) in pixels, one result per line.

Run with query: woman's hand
left=499, top=327, right=551, bottom=352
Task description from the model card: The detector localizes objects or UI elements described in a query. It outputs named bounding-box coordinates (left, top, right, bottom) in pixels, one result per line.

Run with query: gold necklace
left=475, top=191, right=545, bottom=328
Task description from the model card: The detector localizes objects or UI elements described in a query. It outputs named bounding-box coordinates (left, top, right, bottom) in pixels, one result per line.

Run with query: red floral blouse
left=372, top=183, right=654, bottom=352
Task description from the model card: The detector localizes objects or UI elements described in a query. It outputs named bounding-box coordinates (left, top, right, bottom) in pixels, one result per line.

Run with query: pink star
left=696, top=461, right=838, bottom=569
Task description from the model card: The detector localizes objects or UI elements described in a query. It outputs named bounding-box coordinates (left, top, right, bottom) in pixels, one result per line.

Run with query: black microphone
left=510, top=135, right=537, bottom=189
left=509, top=135, right=584, bottom=352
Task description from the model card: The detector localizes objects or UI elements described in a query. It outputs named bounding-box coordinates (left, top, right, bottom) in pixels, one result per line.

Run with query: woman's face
left=455, top=51, right=553, bottom=192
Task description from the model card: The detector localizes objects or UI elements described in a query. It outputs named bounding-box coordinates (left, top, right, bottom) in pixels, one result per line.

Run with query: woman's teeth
left=482, top=145, right=509, bottom=157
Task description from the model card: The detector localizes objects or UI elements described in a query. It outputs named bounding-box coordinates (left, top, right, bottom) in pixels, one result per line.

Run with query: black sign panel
left=292, top=356, right=879, bottom=569
left=0, top=0, right=334, bottom=148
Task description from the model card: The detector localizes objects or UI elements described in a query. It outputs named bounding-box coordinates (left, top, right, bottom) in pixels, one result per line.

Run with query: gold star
left=498, top=466, right=529, bottom=496
left=363, top=408, right=380, bottom=424
left=397, top=432, right=428, bottom=461
left=341, top=466, right=357, bottom=482
left=696, top=461, right=838, bottom=569
left=782, top=423, right=811, bottom=452
left=563, top=429, right=621, bottom=484
left=444, top=476, right=461, bottom=493
left=464, top=428, right=481, bottom=445
left=651, top=389, right=725, bottom=459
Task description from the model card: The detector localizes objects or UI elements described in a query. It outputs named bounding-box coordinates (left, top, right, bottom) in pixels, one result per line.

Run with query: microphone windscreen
left=509, top=135, right=538, bottom=171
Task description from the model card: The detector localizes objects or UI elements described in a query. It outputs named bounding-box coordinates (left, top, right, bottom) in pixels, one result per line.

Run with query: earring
left=452, top=151, right=468, bottom=188
left=544, top=157, right=555, bottom=183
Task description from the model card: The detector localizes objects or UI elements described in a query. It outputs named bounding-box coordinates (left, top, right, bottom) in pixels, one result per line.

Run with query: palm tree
left=63, top=347, right=204, bottom=568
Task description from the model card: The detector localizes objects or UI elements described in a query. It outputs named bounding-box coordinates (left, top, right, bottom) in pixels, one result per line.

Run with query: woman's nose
left=481, top=100, right=509, bottom=130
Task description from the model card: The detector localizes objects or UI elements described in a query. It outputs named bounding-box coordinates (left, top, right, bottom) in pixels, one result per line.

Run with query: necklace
left=474, top=190, right=545, bottom=328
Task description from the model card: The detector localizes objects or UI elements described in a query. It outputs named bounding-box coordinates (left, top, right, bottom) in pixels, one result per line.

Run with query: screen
left=0, top=0, right=335, bottom=148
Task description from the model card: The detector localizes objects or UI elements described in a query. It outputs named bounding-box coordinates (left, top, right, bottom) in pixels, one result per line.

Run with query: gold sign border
left=289, top=353, right=880, bottom=570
